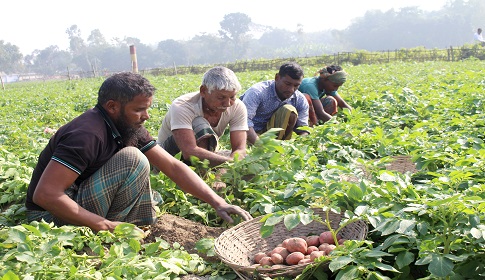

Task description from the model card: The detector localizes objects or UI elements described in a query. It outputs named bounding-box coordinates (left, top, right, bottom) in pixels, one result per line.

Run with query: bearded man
left=25, top=72, right=251, bottom=232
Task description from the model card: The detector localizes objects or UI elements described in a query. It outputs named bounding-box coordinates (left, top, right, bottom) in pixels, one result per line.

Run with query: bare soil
left=143, top=213, right=226, bottom=256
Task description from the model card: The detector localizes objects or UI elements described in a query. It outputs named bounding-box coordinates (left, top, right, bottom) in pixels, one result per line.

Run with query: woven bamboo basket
left=214, top=208, right=368, bottom=279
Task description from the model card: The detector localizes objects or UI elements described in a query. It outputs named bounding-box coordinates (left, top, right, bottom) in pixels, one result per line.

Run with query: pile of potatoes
left=252, top=231, right=345, bottom=268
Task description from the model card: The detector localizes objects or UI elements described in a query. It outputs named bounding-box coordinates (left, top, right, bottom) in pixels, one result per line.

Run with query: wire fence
left=3, top=45, right=485, bottom=84
left=141, top=46, right=485, bottom=76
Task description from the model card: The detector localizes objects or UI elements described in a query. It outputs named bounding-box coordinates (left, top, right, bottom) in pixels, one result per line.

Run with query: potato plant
left=1, top=60, right=485, bottom=279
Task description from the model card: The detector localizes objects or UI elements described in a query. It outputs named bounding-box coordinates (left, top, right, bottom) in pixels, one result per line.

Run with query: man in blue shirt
left=241, top=62, right=309, bottom=145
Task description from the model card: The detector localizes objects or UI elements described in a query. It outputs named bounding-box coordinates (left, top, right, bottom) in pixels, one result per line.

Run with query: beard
left=113, top=109, right=143, bottom=147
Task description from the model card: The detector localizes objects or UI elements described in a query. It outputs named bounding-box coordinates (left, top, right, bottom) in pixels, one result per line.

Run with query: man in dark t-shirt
left=26, top=72, right=252, bottom=232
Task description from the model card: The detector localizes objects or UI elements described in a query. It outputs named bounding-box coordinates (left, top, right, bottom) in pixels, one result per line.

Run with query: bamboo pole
left=130, top=45, right=139, bottom=73
left=0, top=75, right=4, bottom=90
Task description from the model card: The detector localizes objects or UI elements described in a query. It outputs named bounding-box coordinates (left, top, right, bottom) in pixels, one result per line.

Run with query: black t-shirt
left=25, top=105, right=156, bottom=211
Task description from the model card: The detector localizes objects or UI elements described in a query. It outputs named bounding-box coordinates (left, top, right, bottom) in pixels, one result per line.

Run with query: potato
left=259, top=256, right=274, bottom=267
left=338, top=238, right=347, bottom=245
left=270, top=246, right=289, bottom=259
left=298, top=259, right=313, bottom=265
left=286, top=252, right=305, bottom=265
left=306, top=245, right=319, bottom=255
left=271, top=253, right=284, bottom=264
left=253, top=252, right=268, bottom=264
left=285, top=237, right=308, bottom=254
left=319, top=243, right=336, bottom=255
left=310, top=250, right=325, bottom=261
left=306, top=235, right=320, bottom=247
left=282, top=238, right=290, bottom=248
left=319, top=231, right=334, bottom=245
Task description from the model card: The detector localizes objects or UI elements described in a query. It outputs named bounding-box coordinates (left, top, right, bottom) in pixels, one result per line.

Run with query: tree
left=87, top=29, right=108, bottom=48
left=0, top=41, right=23, bottom=73
left=157, top=39, right=189, bottom=66
left=219, top=13, right=252, bottom=59
left=66, top=25, right=86, bottom=55
left=28, top=45, right=72, bottom=75
left=219, top=13, right=252, bottom=42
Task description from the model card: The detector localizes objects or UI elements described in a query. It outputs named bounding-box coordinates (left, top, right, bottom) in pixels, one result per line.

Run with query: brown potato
left=254, top=252, right=268, bottom=264
left=319, top=231, right=334, bottom=245
left=270, top=246, right=289, bottom=259
left=281, top=238, right=290, bottom=248
left=306, top=245, right=319, bottom=255
left=306, top=235, right=320, bottom=247
left=286, top=252, right=305, bottom=265
left=271, top=253, right=284, bottom=264
left=259, top=256, right=274, bottom=267
left=310, top=250, right=325, bottom=261
left=285, top=237, right=308, bottom=254
left=319, top=243, right=336, bottom=255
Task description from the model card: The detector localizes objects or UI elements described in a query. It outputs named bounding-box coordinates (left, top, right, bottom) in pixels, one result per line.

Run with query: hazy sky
left=3, top=0, right=448, bottom=54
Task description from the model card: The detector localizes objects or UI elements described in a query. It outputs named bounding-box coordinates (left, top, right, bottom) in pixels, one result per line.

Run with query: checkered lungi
left=27, top=147, right=157, bottom=227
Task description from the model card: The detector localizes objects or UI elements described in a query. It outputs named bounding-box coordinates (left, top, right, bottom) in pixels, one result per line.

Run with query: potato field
left=1, top=59, right=484, bottom=279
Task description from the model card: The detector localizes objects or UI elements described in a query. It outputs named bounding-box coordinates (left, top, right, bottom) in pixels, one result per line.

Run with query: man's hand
left=216, top=204, right=252, bottom=224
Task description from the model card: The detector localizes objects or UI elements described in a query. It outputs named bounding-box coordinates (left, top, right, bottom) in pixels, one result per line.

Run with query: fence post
left=130, top=45, right=139, bottom=73
left=450, top=46, right=454, bottom=62
left=173, top=62, right=177, bottom=75
left=0, top=75, right=4, bottom=90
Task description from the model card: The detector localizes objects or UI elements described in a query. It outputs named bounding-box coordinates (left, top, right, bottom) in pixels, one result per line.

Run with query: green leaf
left=329, top=256, right=353, bottom=272
left=348, top=185, right=364, bottom=201
left=374, top=262, right=399, bottom=272
left=15, top=252, right=36, bottom=264
left=195, top=238, right=216, bottom=256
left=1, top=270, right=20, bottom=280
left=428, top=254, right=454, bottom=277
left=299, top=212, right=314, bottom=225
left=396, top=251, right=414, bottom=269
left=284, top=213, right=300, bottom=230
left=264, top=214, right=284, bottom=226
left=6, top=228, right=27, bottom=243
left=22, top=224, right=42, bottom=237
left=128, top=238, right=141, bottom=252
left=335, top=265, right=360, bottom=280
left=144, top=242, right=161, bottom=255
left=361, top=250, right=393, bottom=258
left=260, top=225, right=274, bottom=238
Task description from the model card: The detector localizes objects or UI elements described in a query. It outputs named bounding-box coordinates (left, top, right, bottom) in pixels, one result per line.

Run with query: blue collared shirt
left=241, top=80, right=309, bottom=132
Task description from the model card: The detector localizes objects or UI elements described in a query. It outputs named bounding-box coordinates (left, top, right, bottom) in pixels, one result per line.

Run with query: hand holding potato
left=216, top=204, right=252, bottom=223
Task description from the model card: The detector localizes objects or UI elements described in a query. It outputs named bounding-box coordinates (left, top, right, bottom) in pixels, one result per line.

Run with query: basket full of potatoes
left=214, top=208, right=368, bottom=279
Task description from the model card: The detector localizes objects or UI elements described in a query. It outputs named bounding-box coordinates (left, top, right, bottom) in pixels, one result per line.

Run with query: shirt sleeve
left=295, top=92, right=309, bottom=128
left=229, top=100, right=249, bottom=131
left=241, top=88, right=260, bottom=128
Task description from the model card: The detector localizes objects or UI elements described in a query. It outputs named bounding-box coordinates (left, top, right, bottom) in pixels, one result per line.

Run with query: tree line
left=1, top=0, right=484, bottom=76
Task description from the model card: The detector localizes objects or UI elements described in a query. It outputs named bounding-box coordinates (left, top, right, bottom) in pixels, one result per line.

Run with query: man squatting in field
left=240, top=62, right=310, bottom=145
left=156, top=66, right=248, bottom=168
left=25, top=72, right=252, bottom=232
left=298, top=65, right=352, bottom=126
